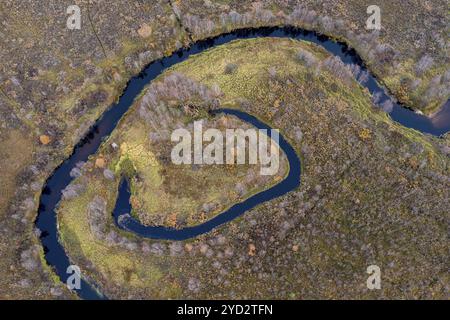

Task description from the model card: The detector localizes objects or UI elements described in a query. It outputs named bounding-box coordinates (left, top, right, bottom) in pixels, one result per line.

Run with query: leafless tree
left=322, top=56, right=353, bottom=84
left=380, top=99, right=394, bottom=113
left=87, top=196, right=107, bottom=239
left=297, top=49, right=318, bottom=68
left=61, top=183, right=85, bottom=200
left=415, top=55, right=434, bottom=75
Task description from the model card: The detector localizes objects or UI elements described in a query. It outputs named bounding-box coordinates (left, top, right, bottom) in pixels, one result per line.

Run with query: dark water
left=35, top=26, right=450, bottom=300
left=113, top=109, right=301, bottom=240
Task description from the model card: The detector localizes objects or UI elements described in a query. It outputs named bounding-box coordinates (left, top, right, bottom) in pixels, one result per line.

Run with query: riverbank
left=0, top=0, right=448, bottom=300
left=54, top=37, right=449, bottom=299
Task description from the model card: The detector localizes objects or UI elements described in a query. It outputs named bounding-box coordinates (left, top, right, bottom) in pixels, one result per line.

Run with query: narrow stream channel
left=35, top=26, right=450, bottom=300
left=113, top=108, right=301, bottom=240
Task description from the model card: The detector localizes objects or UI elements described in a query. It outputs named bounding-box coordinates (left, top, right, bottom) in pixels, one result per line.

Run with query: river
left=35, top=26, right=450, bottom=300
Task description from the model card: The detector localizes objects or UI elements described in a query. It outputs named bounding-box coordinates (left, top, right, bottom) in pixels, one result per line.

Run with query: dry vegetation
left=57, top=38, right=449, bottom=299
left=0, top=0, right=448, bottom=299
